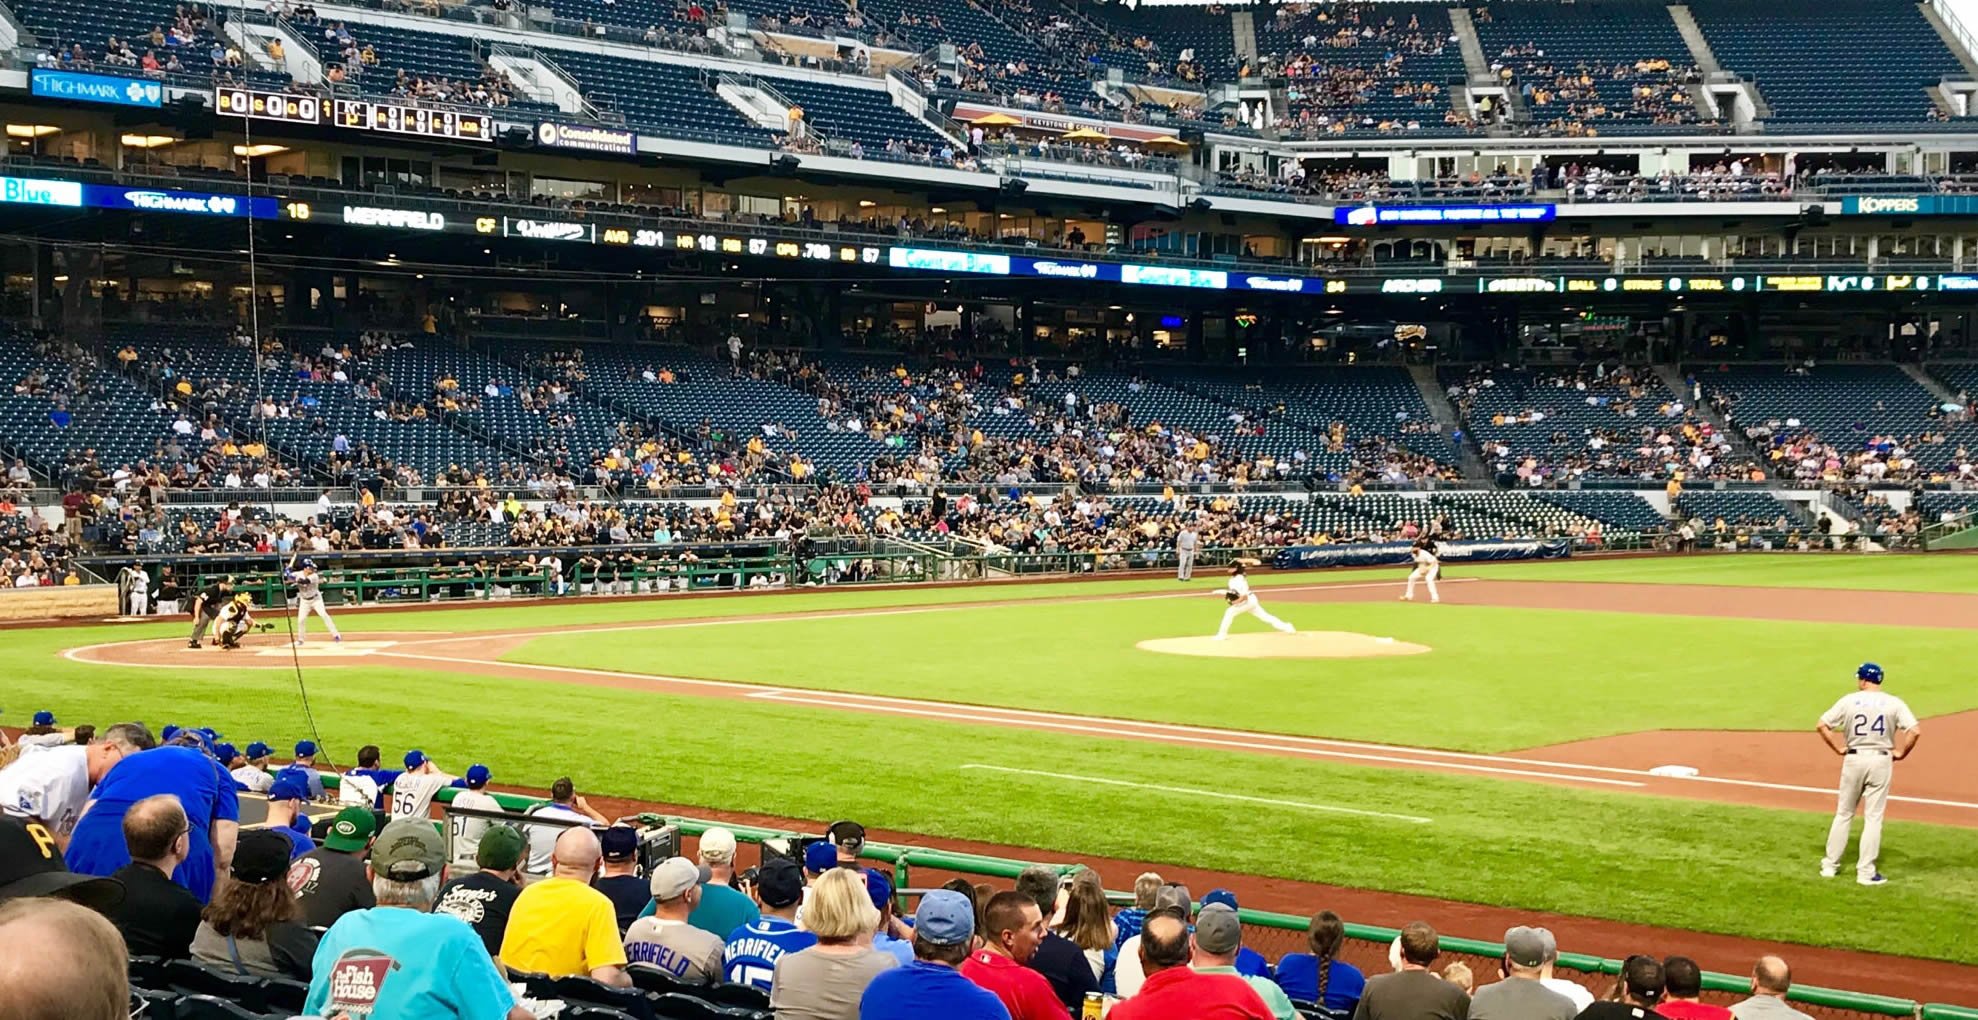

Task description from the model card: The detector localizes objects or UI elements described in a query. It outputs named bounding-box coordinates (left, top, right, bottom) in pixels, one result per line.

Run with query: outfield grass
left=6, top=621, right=1977, bottom=964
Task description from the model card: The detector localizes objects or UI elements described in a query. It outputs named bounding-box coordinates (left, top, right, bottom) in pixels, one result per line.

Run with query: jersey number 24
left=1852, top=714, right=1887, bottom=737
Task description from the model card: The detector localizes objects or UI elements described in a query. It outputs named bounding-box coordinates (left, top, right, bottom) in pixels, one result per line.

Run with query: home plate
left=255, top=641, right=398, bottom=658
left=1649, top=765, right=1700, bottom=778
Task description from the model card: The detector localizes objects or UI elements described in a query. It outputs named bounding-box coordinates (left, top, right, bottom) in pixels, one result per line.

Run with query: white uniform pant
left=1217, top=597, right=1294, bottom=638
left=1405, top=564, right=1440, bottom=601
left=1823, top=752, right=1892, bottom=878
left=127, top=586, right=149, bottom=616
left=1176, top=548, right=1197, bottom=580
left=296, top=595, right=340, bottom=640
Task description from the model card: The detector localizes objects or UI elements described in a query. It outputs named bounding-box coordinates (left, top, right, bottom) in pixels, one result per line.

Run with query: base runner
left=1213, top=561, right=1295, bottom=640
left=1816, top=662, right=1921, bottom=886
left=289, top=559, right=342, bottom=645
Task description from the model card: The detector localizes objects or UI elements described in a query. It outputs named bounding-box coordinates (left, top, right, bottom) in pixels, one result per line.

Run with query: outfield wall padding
left=1272, top=538, right=1573, bottom=571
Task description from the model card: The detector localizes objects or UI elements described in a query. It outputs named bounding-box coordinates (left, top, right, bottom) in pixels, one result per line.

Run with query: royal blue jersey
left=65, top=747, right=240, bottom=902
left=722, top=916, right=817, bottom=992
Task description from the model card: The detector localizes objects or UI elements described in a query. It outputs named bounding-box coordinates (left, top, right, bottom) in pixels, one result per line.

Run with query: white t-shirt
left=524, top=803, right=592, bottom=874
left=0, top=745, right=91, bottom=836
left=389, top=771, right=454, bottom=821
left=1542, top=977, right=1596, bottom=1012
left=16, top=733, right=69, bottom=750
left=338, top=771, right=380, bottom=809
left=1819, top=690, right=1919, bottom=752
left=231, top=765, right=274, bottom=794
left=448, top=788, right=504, bottom=864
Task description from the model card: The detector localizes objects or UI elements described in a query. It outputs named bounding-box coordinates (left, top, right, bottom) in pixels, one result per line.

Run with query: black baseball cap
left=0, top=817, right=124, bottom=911
left=600, top=826, right=639, bottom=862
left=755, top=858, right=805, bottom=909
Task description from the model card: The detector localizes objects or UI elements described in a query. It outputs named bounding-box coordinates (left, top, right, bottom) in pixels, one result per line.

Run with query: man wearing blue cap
left=1816, top=662, right=1922, bottom=886
left=263, top=772, right=317, bottom=859
left=275, top=741, right=327, bottom=802
left=232, top=742, right=275, bottom=794
left=65, top=742, right=241, bottom=903
left=19, top=710, right=68, bottom=750
left=388, top=750, right=458, bottom=823
left=448, top=764, right=503, bottom=867
left=860, top=889, right=1011, bottom=1020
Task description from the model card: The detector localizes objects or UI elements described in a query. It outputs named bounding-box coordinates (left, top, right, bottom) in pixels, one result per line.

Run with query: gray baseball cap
left=1194, top=904, right=1243, bottom=955
left=914, top=890, right=976, bottom=946
left=1505, top=926, right=1549, bottom=968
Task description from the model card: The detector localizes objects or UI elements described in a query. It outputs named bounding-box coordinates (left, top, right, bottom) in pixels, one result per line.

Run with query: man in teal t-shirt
left=685, top=828, right=761, bottom=937
left=305, top=818, right=530, bottom=1020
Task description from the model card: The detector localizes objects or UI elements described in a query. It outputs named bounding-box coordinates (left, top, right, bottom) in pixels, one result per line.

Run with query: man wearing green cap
left=305, top=818, right=531, bottom=1020
left=437, top=824, right=527, bottom=957
left=287, top=805, right=377, bottom=929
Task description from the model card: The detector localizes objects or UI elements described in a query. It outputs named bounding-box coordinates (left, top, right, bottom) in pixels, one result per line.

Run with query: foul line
left=958, top=764, right=1435, bottom=823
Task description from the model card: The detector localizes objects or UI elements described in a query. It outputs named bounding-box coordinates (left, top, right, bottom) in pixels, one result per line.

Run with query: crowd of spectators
left=0, top=714, right=1849, bottom=1020
left=33, top=4, right=215, bottom=79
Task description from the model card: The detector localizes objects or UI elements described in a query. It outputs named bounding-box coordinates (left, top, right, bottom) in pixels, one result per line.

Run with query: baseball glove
left=1224, top=590, right=1240, bottom=604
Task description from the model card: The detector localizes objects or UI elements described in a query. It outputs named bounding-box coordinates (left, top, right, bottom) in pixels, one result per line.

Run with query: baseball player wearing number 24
left=1815, top=662, right=1921, bottom=886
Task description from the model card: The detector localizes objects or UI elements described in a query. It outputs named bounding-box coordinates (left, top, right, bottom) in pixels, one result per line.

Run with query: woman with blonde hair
left=1052, top=869, right=1116, bottom=984
left=771, top=867, right=898, bottom=1019
left=190, top=830, right=316, bottom=979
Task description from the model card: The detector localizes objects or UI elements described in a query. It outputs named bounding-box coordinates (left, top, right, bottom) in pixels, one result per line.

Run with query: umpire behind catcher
left=185, top=575, right=237, bottom=649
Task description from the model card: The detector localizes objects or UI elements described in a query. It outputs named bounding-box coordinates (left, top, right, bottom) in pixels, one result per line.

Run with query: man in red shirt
left=960, top=891, right=1068, bottom=1020
left=1111, top=911, right=1271, bottom=1020
left=1657, top=956, right=1731, bottom=1020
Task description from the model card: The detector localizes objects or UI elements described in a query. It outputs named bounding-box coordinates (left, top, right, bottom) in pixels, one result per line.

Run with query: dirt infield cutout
left=1136, top=630, right=1433, bottom=659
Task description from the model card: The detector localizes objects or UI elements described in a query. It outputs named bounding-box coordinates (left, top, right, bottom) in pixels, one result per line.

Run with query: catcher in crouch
left=216, top=592, right=258, bottom=650
left=1213, top=560, right=1297, bottom=640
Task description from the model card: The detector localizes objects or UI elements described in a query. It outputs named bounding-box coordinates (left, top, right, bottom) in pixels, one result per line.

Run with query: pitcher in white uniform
left=1213, top=561, right=1296, bottom=640
left=1816, top=662, right=1921, bottom=886
left=1402, top=537, right=1440, bottom=603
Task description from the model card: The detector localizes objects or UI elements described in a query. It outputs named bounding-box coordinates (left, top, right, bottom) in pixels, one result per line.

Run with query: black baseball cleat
left=186, top=641, right=200, bottom=649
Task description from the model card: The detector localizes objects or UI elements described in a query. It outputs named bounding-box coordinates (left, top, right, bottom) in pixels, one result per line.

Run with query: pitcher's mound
left=1137, top=631, right=1432, bottom=659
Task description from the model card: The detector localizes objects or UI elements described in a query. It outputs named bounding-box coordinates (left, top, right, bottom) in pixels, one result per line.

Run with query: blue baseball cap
left=403, top=750, right=428, bottom=770
left=864, top=867, right=893, bottom=913
left=464, top=764, right=491, bottom=788
left=914, top=890, right=975, bottom=946
left=301, top=558, right=316, bottom=569
left=1202, top=888, right=1239, bottom=911
left=245, top=742, right=271, bottom=761
left=213, top=743, right=239, bottom=764
left=803, top=840, right=838, bottom=874
left=1858, top=662, right=1885, bottom=683
left=294, top=740, right=318, bottom=758
left=32, top=711, right=53, bottom=727
left=267, top=773, right=311, bottom=802
left=161, top=725, right=182, bottom=742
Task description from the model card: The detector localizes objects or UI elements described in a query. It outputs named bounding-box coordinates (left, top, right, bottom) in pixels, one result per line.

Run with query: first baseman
left=1816, top=662, right=1920, bottom=885
left=1401, top=537, right=1440, bottom=603
left=1214, top=561, right=1295, bottom=640
left=289, top=559, right=342, bottom=644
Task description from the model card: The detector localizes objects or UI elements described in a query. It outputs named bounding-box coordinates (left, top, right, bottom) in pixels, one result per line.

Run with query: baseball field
left=14, top=554, right=1978, bottom=999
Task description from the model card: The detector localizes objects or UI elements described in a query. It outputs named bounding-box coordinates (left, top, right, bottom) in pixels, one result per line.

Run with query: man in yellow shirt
left=500, top=827, right=630, bottom=986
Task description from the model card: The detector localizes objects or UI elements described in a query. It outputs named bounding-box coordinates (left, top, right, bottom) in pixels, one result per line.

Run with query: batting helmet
left=1857, top=662, right=1884, bottom=683
left=301, top=558, right=316, bottom=569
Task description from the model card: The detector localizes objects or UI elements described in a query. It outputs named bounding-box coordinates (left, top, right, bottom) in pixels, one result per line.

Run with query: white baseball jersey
left=231, top=765, right=274, bottom=794
left=1226, top=574, right=1253, bottom=599
left=448, top=788, right=504, bottom=863
left=1412, top=547, right=1438, bottom=565
left=389, top=771, right=454, bottom=821
left=1819, top=690, right=1919, bottom=752
left=0, top=745, right=90, bottom=836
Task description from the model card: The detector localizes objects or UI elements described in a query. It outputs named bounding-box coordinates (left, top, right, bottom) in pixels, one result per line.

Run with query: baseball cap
left=1858, top=662, right=1885, bottom=683
left=1202, top=888, right=1239, bottom=911
left=1532, top=927, right=1561, bottom=961
left=0, top=817, right=124, bottom=910
left=477, top=824, right=526, bottom=871
left=231, top=830, right=292, bottom=884
left=245, top=742, right=271, bottom=761
left=1504, top=926, right=1549, bottom=968
left=650, top=857, right=710, bottom=901
left=403, top=750, right=429, bottom=770
left=600, top=826, right=639, bottom=862
left=464, top=764, right=491, bottom=789
left=213, top=742, right=239, bottom=765
left=829, top=820, right=866, bottom=859
left=755, top=858, right=804, bottom=908
left=161, top=725, right=182, bottom=743
left=803, top=840, right=838, bottom=874
left=294, top=740, right=318, bottom=758
left=371, top=818, right=445, bottom=881
left=323, top=806, right=377, bottom=852
left=1153, top=882, right=1192, bottom=917
left=914, top=889, right=975, bottom=946
left=31, top=710, right=53, bottom=727
left=267, top=773, right=311, bottom=803
left=698, top=826, right=737, bottom=865
left=1194, top=904, right=1243, bottom=954
left=864, top=867, right=893, bottom=913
